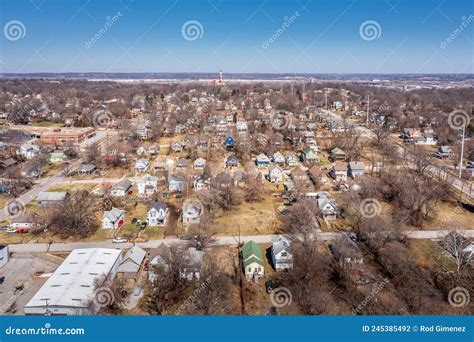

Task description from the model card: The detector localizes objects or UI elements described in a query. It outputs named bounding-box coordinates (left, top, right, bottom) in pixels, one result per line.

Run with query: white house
left=271, top=236, right=293, bottom=271
left=268, top=164, right=284, bottom=183
left=17, top=144, right=40, bottom=160
left=102, top=208, right=125, bottom=229
left=111, top=179, right=132, bottom=197
left=193, top=157, right=206, bottom=170
left=117, top=245, right=146, bottom=278
left=136, top=174, right=158, bottom=197
left=272, top=151, right=285, bottom=164
left=317, top=196, right=338, bottom=220
left=147, top=201, right=169, bottom=227
left=135, top=159, right=150, bottom=173
left=242, top=241, right=264, bottom=281
left=182, top=201, right=202, bottom=226
left=0, top=245, right=9, bottom=268
left=348, top=162, right=365, bottom=178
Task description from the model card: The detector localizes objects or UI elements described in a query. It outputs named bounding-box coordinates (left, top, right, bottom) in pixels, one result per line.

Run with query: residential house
left=117, top=245, right=146, bottom=278
left=272, top=151, right=285, bottom=165
left=171, top=142, right=184, bottom=153
left=255, top=153, right=271, bottom=167
left=414, top=133, right=437, bottom=145
left=193, top=173, right=211, bottom=190
left=331, top=163, right=347, bottom=182
left=176, top=158, right=190, bottom=169
left=291, top=166, right=308, bottom=182
left=102, top=208, right=125, bottom=229
left=330, top=147, right=346, bottom=161
left=271, top=235, right=293, bottom=271
left=154, top=155, right=176, bottom=172
left=77, top=164, right=96, bottom=175
left=435, top=146, right=452, bottom=159
left=137, top=174, right=158, bottom=196
left=48, top=151, right=65, bottom=163
left=308, top=165, right=327, bottom=185
left=301, top=147, right=318, bottom=163
left=137, top=122, right=151, bottom=140
left=285, top=153, right=298, bottom=167
left=317, top=195, right=338, bottom=220
left=0, top=245, right=9, bottom=268
left=242, top=241, right=264, bottom=281
left=348, top=162, right=365, bottom=178
left=17, top=144, right=40, bottom=160
left=147, top=201, right=169, bottom=227
left=268, top=165, right=284, bottom=183
left=111, top=179, right=132, bottom=197
left=225, top=155, right=239, bottom=168
left=148, top=243, right=172, bottom=282
left=168, top=173, right=186, bottom=192
left=9, top=213, right=42, bottom=232
left=182, top=201, right=203, bottom=226
left=135, top=159, right=150, bottom=173
left=193, top=157, right=206, bottom=170
left=181, top=247, right=204, bottom=281
left=331, top=235, right=363, bottom=266
left=37, top=191, right=69, bottom=207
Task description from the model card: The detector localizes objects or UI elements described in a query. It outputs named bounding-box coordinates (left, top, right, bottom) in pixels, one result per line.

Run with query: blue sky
left=0, top=0, right=473, bottom=73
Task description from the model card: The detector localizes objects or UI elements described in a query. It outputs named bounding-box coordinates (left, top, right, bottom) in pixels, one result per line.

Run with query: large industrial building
left=24, top=248, right=122, bottom=315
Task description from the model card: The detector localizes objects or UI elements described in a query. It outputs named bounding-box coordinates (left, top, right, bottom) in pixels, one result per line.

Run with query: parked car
left=467, top=161, right=474, bottom=169
left=6, top=227, right=16, bottom=233
left=112, top=237, right=128, bottom=243
left=180, top=236, right=192, bottom=241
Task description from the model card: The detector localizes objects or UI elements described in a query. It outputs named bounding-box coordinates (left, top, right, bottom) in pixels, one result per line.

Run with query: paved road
left=0, top=158, right=84, bottom=221
left=321, top=110, right=474, bottom=199
left=8, top=229, right=473, bottom=253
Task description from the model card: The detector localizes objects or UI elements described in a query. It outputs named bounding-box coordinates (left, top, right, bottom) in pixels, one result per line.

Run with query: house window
left=248, top=267, right=252, bottom=272
left=281, top=252, right=287, bottom=257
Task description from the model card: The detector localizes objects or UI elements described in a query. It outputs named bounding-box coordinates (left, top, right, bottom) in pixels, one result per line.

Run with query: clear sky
left=0, top=0, right=473, bottom=74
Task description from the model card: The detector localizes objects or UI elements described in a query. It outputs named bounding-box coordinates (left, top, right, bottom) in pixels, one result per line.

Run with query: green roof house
left=242, top=240, right=264, bottom=281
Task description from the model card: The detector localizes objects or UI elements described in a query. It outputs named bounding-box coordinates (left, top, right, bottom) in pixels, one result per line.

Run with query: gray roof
left=349, top=162, right=365, bottom=171
left=150, top=201, right=167, bottom=212
left=103, top=208, right=123, bottom=222
left=37, top=191, right=68, bottom=202
left=113, top=179, right=132, bottom=190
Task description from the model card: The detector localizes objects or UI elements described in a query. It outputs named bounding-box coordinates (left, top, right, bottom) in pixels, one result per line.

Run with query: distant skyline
left=0, top=0, right=473, bottom=74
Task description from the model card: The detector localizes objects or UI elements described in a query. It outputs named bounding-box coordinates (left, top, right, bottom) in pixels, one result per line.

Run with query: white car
left=112, top=237, right=128, bottom=244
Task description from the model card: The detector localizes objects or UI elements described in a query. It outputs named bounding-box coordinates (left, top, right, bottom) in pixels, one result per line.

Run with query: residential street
left=7, top=229, right=474, bottom=253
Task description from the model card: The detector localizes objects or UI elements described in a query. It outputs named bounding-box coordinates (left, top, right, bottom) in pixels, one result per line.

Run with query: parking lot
left=0, top=253, right=61, bottom=315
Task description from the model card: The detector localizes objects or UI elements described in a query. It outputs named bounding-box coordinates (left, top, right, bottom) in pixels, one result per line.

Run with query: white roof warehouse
left=25, top=248, right=122, bottom=315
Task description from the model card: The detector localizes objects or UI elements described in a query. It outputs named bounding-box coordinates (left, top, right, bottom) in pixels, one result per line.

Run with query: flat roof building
left=25, top=248, right=122, bottom=315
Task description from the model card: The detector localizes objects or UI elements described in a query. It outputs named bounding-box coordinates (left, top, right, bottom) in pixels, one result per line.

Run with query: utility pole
left=366, top=94, right=370, bottom=126
left=325, top=88, right=328, bottom=110
left=458, top=123, right=465, bottom=179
